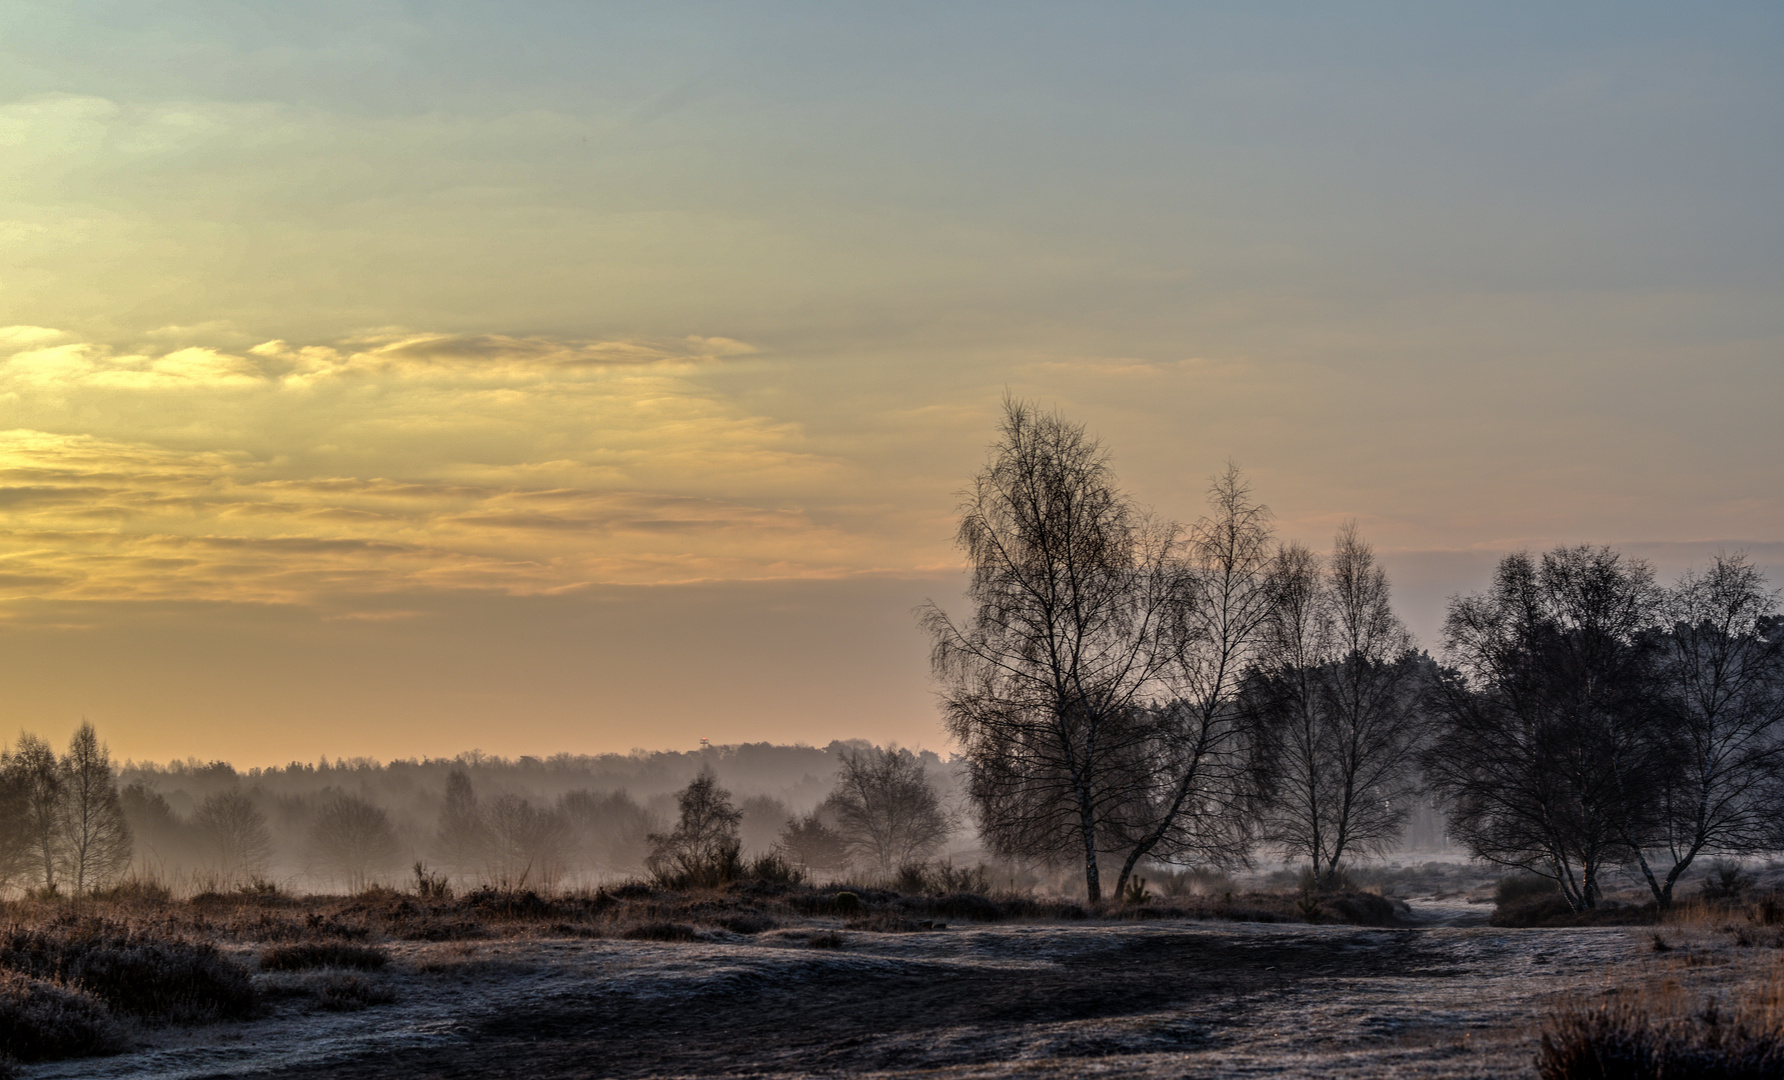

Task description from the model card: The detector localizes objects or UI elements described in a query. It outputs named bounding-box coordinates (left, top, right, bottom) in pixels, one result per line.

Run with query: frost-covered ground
left=27, top=907, right=1647, bottom=1080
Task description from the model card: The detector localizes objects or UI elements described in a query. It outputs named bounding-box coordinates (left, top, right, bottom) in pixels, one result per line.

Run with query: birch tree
left=923, top=399, right=1174, bottom=902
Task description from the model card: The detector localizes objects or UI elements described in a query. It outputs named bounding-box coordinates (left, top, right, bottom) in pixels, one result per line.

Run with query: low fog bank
left=0, top=733, right=1453, bottom=899
left=109, top=741, right=968, bottom=893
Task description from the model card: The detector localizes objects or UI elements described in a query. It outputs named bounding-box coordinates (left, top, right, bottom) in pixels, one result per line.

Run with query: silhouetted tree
left=1109, top=464, right=1275, bottom=898
left=923, top=399, right=1176, bottom=902
left=193, top=789, right=272, bottom=885
left=308, top=793, right=402, bottom=892
left=1425, top=546, right=1664, bottom=911
left=1636, top=553, right=1784, bottom=906
left=646, top=771, right=742, bottom=887
left=1250, top=524, right=1427, bottom=888
left=826, top=747, right=954, bottom=874
left=57, top=723, right=132, bottom=893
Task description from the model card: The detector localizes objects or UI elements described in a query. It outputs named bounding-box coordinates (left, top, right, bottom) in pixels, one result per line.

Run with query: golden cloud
left=0, top=326, right=901, bottom=610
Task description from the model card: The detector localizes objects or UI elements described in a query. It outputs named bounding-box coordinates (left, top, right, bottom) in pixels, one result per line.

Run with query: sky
left=1, top=3, right=1780, bottom=765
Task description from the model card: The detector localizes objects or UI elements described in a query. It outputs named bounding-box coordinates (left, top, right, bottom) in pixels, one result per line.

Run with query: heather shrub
left=259, top=943, right=388, bottom=972
left=0, top=917, right=255, bottom=1023
left=0, top=970, right=125, bottom=1063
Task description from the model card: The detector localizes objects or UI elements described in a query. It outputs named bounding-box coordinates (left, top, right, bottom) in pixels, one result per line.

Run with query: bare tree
left=923, top=399, right=1175, bottom=902
left=193, top=789, right=273, bottom=886
left=4, top=732, right=64, bottom=890
left=1636, top=553, right=1784, bottom=906
left=1108, top=465, right=1275, bottom=898
left=1425, top=546, right=1663, bottom=911
left=57, top=722, right=133, bottom=894
left=826, top=747, right=955, bottom=874
left=307, top=793, right=402, bottom=892
left=1252, top=524, right=1425, bottom=888
left=646, top=771, right=743, bottom=887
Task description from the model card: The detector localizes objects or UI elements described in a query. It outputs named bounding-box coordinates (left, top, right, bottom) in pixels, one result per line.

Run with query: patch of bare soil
left=26, top=920, right=1642, bottom=1080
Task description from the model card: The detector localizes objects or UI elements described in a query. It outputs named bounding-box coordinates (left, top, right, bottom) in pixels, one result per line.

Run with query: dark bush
left=622, top=922, right=700, bottom=942
left=0, top=918, right=254, bottom=1023
left=718, top=913, right=776, bottom=935
left=1493, top=897, right=1657, bottom=928
left=809, top=931, right=844, bottom=949
left=1538, top=999, right=1784, bottom=1079
left=0, top=970, right=125, bottom=1063
left=1699, top=861, right=1758, bottom=902
left=1317, top=893, right=1408, bottom=927
left=314, top=974, right=397, bottom=1012
left=463, top=888, right=554, bottom=919
left=1495, top=873, right=1561, bottom=909
left=924, top=893, right=1004, bottom=922
left=259, top=943, right=389, bottom=972
left=747, top=853, right=804, bottom=886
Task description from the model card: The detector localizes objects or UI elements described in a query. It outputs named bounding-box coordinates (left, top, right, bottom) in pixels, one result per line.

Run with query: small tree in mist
left=1248, top=524, right=1428, bottom=890
left=0, top=755, right=32, bottom=890
left=776, top=810, right=850, bottom=872
left=486, top=794, right=572, bottom=889
left=559, top=789, right=656, bottom=876
left=433, top=769, right=492, bottom=881
left=646, top=771, right=742, bottom=888
left=826, top=747, right=954, bottom=875
left=57, top=722, right=133, bottom=893
left=308, top=793, right=402, bottom=892
left=193, top=789, right=273, bottom=886
left=4, top=732, right=65, bottom=890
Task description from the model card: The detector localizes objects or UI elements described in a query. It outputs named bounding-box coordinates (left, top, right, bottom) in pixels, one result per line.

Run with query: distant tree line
left=927, top=399, right=1784, bottom=909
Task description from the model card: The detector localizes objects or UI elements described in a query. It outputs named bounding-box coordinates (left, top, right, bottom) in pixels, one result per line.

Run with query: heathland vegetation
left=0, top=399, right=1780, bottom=1076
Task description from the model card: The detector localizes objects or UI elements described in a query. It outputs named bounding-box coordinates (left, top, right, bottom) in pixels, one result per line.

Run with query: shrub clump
left=259, top=942, right=389, bottom=972
left=0, top=917, right=255, bottom=1023
left=1538, top=998, right=1784, bottom=1079
left=0, top=970, right=125, bottom=1063
left=1496, top=873, right=1561, bottom=910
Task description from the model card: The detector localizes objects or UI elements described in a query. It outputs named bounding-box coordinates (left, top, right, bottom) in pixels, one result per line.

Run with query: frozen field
left=26, top=902, right=1652, bottom=1080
